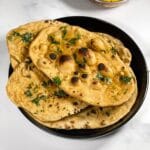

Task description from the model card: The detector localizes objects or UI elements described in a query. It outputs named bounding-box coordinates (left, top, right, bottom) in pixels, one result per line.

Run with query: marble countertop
left=0, top=0, right=150, bottom=150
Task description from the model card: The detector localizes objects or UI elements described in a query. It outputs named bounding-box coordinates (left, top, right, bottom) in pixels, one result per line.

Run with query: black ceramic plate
left=9, top=16, right=148, bottom=138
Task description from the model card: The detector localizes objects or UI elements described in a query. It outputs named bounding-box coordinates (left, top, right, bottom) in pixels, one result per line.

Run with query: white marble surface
left=0, top=0, right=150, bottom=150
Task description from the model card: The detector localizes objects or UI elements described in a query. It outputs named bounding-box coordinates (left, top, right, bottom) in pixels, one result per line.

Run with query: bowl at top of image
left=91, top=0, right=129, bottom=8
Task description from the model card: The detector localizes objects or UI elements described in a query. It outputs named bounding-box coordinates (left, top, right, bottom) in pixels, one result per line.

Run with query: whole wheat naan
left=6, top=20, right=66, bottom=68
left=97, top=33, right=132, bottom=65
left=29, top=22, right=136, bottom=107
left=6, top=61, right=88, bottom=122
left=26, top=85, right=137, bottom=129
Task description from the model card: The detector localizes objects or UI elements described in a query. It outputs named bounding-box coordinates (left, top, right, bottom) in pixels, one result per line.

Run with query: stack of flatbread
left=6, top=20, right=137, bottom=129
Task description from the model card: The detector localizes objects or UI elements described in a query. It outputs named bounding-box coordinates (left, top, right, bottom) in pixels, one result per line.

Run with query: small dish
left=91, top=0, right=128, bottom=8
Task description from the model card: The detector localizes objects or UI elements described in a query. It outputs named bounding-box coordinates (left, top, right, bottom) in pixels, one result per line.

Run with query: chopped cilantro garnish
left=52, top=76, right=61, bottom=86
left=48, top=35, right=60, bottom=44
left=33, top=85, right=38, bottom=93
left=27, top=83, right=33, bottom=89
left=76, top=34, right=81, bottom=39
left=24, top=90, right=32, bottom=97
left=96, top=72, right=112, bottom=84
left=21, top=32, right=33, bottom=43
left=68, top=38, right=77, bottom=45
left=111, top=47, right=118, bottom=55
left=32, top=95, right=47, bottom=106
left=60, top=26, right=67, bottom=30
left=102, top=76, right=112, bottom=83
left=12, top=31, right=21, bottom=36
left=54, top=90, right=68, bottom=98
left=73, top=53, right=86, bottom=67
left=120, top=76, right=132, bottom=84
left=7, top=31, right=20, bottom=41
left=96, top=72, right=104, bottom=80
left=56, top=47, right=62, bottom=54
left=42, top=79, right=52, bottom=87
left=8, top=31, right=33, bottom=43
left=68, top=34, right=80, bottom=45
left=60, top=26, right=67, bottom=38
left=62, top=29, right=67, bottom=38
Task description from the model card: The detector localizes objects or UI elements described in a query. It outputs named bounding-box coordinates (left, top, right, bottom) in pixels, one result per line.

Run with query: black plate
left=9, top=16, right=148, bottom=138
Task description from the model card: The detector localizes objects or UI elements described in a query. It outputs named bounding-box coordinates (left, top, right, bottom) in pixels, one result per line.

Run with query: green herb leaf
left=52, top=76, right=61, bottom=86
left=12, top=31, right=21, bottom=36
left=68, top=34, right=80, bottom=45
left=120, top=76, right=132, bottom=84
left=62, top=29, right=67, bottom=38
left=27, top=83, right=33, bottom=89
left=73, top=53, right=86, bottom=67
left=102, top=76, right=112, bottom=83
left=76, top=34, right=81, bottom=39
left=33, top=85, right=38, bottom=93
left=96, top=72, right=112, bottom=84
left=24, top=90, right=32, bottom=97
left=8, top=31, right=20, bottom=41
left=56, top=47, right=62, bottom=54
left=32, top=95, right=47, bottom=106
left=21, top=32, right=33, bottom=43
left=96, top=72, right=104, bottom=80
left=60, top=26, right=67, bottom=39
left=42, top=79, right=52, bottom=87
left=60, top=26, right=67, bottom=30
left=54, top=90, right=68, bottom=98
left=48, top=35, right=60, bottom=44
left=111, top=47, right=118, bottom=55
left=68, top=38, right=77, bottom=45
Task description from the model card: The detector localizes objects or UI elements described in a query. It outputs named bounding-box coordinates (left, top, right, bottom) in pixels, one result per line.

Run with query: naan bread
left=97, top=33, right=132, bottom=65
left=6, top=61, right=88, bottom=122
left=29, top=22, right=136, bottom=107
left=26, top=84, right=137, bottom=129
left=6, top=20, right=66, bottom=68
